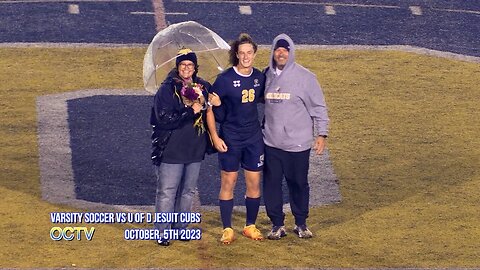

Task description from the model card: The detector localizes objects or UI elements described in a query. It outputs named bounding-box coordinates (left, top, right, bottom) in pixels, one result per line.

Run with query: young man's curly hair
left=228, top=33, right=258, bottom=66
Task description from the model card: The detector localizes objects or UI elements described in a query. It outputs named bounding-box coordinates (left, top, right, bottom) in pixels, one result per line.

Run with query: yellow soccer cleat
left=242, top=224, right=264, bottom=241
left=220, top=227, right=235, bottom=244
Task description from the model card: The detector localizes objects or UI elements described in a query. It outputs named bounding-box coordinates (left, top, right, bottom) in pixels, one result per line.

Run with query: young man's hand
left=209, top=92, right=221, bottom=106
left=213, top=137, right=228, bottom=152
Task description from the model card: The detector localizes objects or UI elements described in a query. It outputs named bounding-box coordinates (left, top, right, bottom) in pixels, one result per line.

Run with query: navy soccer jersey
left=211, top=67, right=265, bottom=145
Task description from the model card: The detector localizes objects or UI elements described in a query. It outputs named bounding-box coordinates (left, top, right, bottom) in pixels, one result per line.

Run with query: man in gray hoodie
left=263, top=34, right=329, bottom=239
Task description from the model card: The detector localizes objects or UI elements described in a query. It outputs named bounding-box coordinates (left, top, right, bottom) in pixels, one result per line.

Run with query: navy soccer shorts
left=218, top=138, right=264, bottom=172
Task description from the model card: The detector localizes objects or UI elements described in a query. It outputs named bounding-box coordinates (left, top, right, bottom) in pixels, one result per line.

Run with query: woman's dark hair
left=228, top=33, right=258, bottom=66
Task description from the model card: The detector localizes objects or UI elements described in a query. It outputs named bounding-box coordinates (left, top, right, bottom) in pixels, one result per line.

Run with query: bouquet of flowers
left=180, top=82, right=206, bottom=135
left=180, top=82, right=204, bottom=105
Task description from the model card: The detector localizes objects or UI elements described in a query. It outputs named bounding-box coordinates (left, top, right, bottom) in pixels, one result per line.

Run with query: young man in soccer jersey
left=206, top=33, right=265, bottom=244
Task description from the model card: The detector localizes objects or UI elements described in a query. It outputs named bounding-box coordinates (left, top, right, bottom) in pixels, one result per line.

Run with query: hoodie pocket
left=283, top=125, right=312, bottom=148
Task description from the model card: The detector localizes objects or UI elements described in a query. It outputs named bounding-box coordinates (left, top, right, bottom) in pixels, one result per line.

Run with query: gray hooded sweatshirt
left=263, top=34, right=329, bottom=152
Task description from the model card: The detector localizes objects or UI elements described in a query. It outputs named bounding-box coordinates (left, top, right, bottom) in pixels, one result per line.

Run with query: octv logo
left=50, top=227, right=95, bottom=241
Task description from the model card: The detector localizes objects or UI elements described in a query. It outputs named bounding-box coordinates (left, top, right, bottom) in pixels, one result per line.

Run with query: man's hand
left=209, top=92, right=221, bottom=107
left=313, top=136, right=326, bottom=155
left=213, top=137, right=228, bottom=153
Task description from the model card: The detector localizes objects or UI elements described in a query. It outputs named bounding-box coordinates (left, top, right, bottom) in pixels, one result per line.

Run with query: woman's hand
left=192, top=102, right=202, bottom=114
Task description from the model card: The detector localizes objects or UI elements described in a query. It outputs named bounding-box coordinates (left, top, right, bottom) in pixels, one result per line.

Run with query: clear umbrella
left=143, top=21, right=231, bottom=93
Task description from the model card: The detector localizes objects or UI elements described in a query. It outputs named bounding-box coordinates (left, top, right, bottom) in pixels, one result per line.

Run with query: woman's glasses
left=179, top=63, right=195, bottom=69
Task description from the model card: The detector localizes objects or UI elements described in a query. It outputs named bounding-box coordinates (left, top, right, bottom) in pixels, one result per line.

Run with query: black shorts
left=218, top=138, right=264, bottom=172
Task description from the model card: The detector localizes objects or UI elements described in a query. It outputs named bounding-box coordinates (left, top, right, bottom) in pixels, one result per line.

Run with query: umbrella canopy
left=143, top=21, right=231, bottom=93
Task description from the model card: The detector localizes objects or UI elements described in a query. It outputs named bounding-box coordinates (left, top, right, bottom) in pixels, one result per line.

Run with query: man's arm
left=303, top=74, right=329, bottom=155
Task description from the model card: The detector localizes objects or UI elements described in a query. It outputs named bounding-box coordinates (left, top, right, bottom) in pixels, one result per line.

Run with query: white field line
left=130, top=11, right=155, bottom=15
left=172, top=0, right=400, bottom=9
left=0, top=42, right=148, bottom=48
left=1, top=43, right=478, bottom=63
left=130, top=11, right=188, bottom=15
left=172, top=0, right=480, bottom=15
left=0, top=0, right=139, bottom=3
left=165, top=12, right=188, bottom=15
left=432, top=7, right=480, bottom=15
left=291, top=44, right=480, bottom=63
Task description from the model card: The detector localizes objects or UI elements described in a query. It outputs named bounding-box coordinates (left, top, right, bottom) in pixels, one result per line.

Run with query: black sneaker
left=157, top=239, right=170, bottom=246
left=267, top=225, right=287, bottom=240
left=293, top=225, right=313, bottom=238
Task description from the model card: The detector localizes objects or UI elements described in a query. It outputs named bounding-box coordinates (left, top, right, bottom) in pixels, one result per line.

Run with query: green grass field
left=0, top=47, right=479, bottom=268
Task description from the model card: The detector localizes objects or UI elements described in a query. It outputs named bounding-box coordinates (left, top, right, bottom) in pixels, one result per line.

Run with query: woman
left=150, top=48, right=220, bottom=246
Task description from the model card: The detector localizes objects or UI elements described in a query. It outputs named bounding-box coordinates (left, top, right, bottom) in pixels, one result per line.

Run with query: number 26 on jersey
left=241, top=89, right=255, bottom=103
